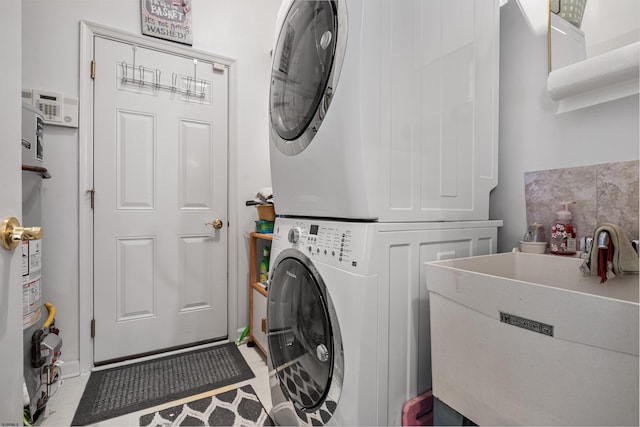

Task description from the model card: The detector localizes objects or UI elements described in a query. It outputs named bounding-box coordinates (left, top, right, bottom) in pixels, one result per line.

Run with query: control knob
left=288, top=227, right=301, bottom=244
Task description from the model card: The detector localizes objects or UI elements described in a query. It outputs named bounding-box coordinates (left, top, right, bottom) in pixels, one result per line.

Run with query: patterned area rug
left=139, top=384, right=273, bottom=426
left=71, top=343, right=254, bottom=426
left=276, top=361, right=337, bottom=425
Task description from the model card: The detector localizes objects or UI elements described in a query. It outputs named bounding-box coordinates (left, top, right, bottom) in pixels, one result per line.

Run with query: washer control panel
left=272, top=218, right=371, bottom=270
left=305, top=223, right=354, bottom=264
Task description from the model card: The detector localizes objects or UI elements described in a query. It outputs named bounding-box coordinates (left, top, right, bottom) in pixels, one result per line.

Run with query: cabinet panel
left=251, top=286, right=268, bottom=356
left=248, top=232, right=272, bottom=357
left=378, top=226, right=499, bottom=424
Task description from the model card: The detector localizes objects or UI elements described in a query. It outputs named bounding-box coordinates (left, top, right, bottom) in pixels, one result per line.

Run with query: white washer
left=269, top=0, right=500, bottom=221
left=266, top=217, right=502, bottom=425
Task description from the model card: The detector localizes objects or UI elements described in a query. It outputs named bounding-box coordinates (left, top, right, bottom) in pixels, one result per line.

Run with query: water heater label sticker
left=22, top=239, right=43, bottom=329
left=499, top=311, right=554, bottom=337
left=22, top=240, right=30, bottom=276
left=23, top=279, right=42, bottom=329
left=29, top=239, right=42, bottom=274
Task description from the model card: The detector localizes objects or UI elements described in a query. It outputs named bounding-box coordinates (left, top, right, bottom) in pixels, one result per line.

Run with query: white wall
left=0, top=2, right=24, bottom=424
left=492, top=1, right=639, bottom=252
left=22, top=0, right=280, bottom=374
left=581, top=0, right=640, bottom=58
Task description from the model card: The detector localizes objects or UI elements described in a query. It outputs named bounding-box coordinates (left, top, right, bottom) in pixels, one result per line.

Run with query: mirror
left=549, top=0, right=640, bottom=72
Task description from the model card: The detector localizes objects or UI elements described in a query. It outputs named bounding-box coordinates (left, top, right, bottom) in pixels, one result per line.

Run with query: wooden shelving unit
left=248, top=232, right=272, bottom=357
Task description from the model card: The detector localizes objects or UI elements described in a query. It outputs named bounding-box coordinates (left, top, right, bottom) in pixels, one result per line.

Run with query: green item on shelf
left=259, top=246, right=270, bottom=283
left=255, top=220, right=274, bottom=233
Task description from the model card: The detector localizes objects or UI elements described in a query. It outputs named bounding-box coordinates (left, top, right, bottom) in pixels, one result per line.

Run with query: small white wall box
left=22, top=89, right=79, bottom=128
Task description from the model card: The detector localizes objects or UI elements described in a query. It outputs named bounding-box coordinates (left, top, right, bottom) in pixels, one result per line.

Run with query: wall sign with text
left=142, top=0, right=192, bottom=45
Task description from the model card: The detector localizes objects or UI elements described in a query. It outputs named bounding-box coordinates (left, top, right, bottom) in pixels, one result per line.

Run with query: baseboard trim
left=61, top=359, right=80, bottom=379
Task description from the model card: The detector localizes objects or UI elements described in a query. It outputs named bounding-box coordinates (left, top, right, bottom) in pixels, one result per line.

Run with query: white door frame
left=79, top=21, right=238, bottom=373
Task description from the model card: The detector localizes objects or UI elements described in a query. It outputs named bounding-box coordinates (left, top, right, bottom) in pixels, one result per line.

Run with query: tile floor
left=36, top=343, right=272, bottom=426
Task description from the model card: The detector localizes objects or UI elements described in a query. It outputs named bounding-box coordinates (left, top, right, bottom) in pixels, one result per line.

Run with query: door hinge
left=91, top=60, right=96, bottom=80
left=212, top=62, right=226, bottom=73
left=88, top=188, right=95, bottom=209
left=91, top=319, right=95, bottom=338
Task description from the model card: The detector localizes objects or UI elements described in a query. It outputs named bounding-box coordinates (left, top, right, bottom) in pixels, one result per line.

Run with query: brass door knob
left=205, top=219, right=224, bottom=229
left=1, top=217, right=43, bottom=250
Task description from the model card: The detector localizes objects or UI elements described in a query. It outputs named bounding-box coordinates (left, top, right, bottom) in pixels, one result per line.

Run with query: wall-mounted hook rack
left=119, top=59, right=207, bottom=100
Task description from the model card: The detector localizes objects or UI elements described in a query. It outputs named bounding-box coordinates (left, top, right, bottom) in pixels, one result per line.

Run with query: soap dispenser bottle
left=550, top=201, right=576, bottom=255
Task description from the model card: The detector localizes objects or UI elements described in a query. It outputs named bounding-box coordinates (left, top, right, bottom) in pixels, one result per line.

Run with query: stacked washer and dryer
left=265, top=0, right=501, bottom=425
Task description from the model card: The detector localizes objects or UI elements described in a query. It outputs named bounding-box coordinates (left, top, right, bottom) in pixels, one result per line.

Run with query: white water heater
left=21, top=106, right=63, bottom=424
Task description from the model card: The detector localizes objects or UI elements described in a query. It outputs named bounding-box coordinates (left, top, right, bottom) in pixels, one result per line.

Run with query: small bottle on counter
left=550, top=201, right=576, bottom=255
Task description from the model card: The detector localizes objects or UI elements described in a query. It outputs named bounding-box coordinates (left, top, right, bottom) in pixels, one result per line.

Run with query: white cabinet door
left=377, top=226, right=498, bottom=425
left=382, top=0, right=499, bottom=221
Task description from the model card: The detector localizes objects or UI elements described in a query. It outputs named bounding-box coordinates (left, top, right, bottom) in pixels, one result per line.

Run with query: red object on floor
left=402, top=389, right=434, bottom=426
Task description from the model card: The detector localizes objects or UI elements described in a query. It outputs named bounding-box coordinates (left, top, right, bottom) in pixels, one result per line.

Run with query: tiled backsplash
left=524, top=160, right=639, bottom=246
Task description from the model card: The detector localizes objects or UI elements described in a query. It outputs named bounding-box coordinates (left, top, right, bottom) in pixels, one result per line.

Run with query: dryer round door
left=269, top=0, right=347, bottom=156
left=267, top=249, right=343, bottom=423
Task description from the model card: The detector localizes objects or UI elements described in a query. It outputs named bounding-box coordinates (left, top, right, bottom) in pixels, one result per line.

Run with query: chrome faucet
left=597, top=231, right=610, bottom=249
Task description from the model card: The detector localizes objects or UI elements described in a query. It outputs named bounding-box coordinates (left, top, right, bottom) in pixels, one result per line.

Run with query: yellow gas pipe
left=43, top=302, right=56, bottom=328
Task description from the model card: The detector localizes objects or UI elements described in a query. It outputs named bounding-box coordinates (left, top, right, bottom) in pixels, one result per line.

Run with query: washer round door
left=267, top=249, right=343, bottom=425
left=269, top=0, right=347, bottom=156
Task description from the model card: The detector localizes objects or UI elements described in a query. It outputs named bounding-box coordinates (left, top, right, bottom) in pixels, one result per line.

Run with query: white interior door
left=0, top=16, right=24, bottom=417
left=92, top=36, right=228, bottom=363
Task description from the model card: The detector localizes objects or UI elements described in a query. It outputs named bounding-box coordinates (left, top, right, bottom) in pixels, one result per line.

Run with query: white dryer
left=266, top=217, right=501, bottom=425
left=269, top=0, right=500, bottom=221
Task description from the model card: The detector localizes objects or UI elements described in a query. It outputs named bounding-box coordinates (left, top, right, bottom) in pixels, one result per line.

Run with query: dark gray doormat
left=71, top=343, right=254, bottom=426
left=139, top=384, right=274, bottom=426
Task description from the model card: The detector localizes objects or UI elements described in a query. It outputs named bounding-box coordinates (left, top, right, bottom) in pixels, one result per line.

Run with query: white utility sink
left=425, top=252, right=639, bottom=426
